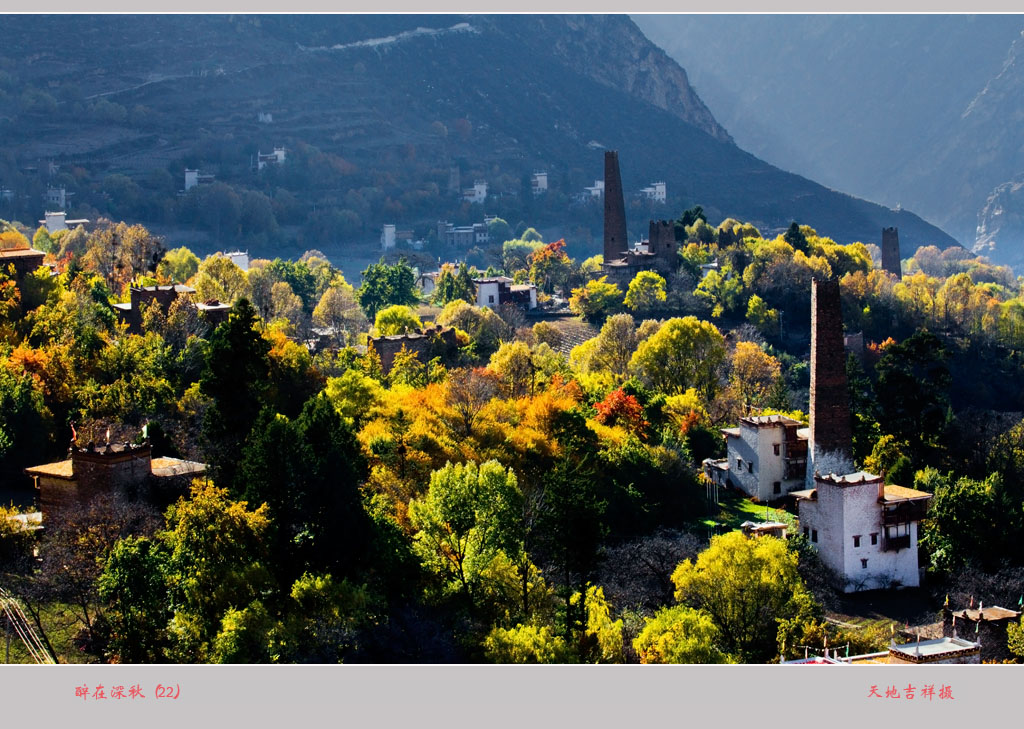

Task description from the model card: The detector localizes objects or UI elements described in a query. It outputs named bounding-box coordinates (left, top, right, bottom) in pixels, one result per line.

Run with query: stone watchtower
left=881, top=227, right=902, bottom=279
left=808, top=278, right=854, bottom=484
left=648, top=219, right=677, bottom=274
left=603, top=150, right=628, bottom=263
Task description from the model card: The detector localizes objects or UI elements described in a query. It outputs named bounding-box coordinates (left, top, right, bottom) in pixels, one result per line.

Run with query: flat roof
left=721, top=427, right=741, bottom=438
left=25, top=459, right=74, bottom=479
left=790, top=488, right=816, bottom=500
left=816, top=471, right=883, bottom=485
left=0, top=247, right=46, bottom=259
left=151, top=457, right=207, bottom=477
left=890, top=636, right=979, bottom=660
left=882, top=484, right=933, bottom=502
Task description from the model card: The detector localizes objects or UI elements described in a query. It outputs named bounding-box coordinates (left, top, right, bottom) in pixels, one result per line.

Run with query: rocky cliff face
left=975, top=177, right=1024, bottom=269
left=537, top=16, right=732, bottom=144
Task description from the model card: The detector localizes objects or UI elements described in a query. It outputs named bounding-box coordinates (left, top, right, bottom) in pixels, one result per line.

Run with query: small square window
left=861, top=559, right=868, bottom=569
left=737, top=458, right=742, bottom=469
left=773, top=444, right=780, bottom=456
left=871, top=533, right=878, bottom=546
left=748, top=462, right=753, bottom=474
left=811, top=529, right=818, bottom=543
left=853, top=535, right=861, bottom=548
left=488, top=295, right=495, bottom=303
left=803, top=527, right=809, bottom=538
left=773, top=481, right=782, bottom=494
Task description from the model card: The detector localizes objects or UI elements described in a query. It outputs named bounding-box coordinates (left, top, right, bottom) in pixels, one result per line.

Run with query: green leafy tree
left=157, top=246, right=201, bottom=284
left=634, top=605, right=733, bottom=664
left=672, top=532, right=812, bottom=662
left=432, top=263, right=477, bottom=306
left=624, top=271, right=667, bottom=315
left=374, top=304, right=422, bottom=336
left=199, top=299, right=272, bottom=488
left=630, top=316, right=726, bottom=399
left=163, top=483, right=275, bottom=662
left=875, top=330, right=952, bottom=467
left=97, top=536, right=171, bottom=663
left=408, top=460, right=523, bottom=609
left=746, top=294, right=780, bottom=337
left=696, top=264, right=745, bottom=318
left=357, top=259, right=418, bottom=318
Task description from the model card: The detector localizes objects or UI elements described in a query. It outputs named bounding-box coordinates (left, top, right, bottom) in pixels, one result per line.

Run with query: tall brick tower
left=604, top=150, right=628, bottom=263
left=881, top=227, right=902, bottom=279
left=808, top=278, right=854, bottom=484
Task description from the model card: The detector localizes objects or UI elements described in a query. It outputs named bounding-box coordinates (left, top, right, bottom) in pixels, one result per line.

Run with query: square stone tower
left=881, top=227, right=902, bottom=279
left=808, top=278, right=854, bottom=483
left=603, top=150, right=628, bottom=263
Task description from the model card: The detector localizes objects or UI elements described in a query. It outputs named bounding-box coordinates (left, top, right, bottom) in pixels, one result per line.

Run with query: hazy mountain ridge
left=634, top=14, right=1024, bottom=267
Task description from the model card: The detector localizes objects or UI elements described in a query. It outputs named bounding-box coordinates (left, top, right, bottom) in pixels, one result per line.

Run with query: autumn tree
left=192, top=253, right=251, bottom=304
left=729, top=341, right=782, bottom=414
left=528, top=239, right=572, bottom=295
left=568, top=276, right=623, bottom=321
left=312, top=281, right=367, bottom=346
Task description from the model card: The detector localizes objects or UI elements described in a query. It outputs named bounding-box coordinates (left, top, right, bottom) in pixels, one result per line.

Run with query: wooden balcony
left=882, top=534, right=911, bottom=552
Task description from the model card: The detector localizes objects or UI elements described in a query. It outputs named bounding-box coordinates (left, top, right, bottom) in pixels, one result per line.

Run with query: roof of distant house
left=739, top=414, right=805, bottom=427
left=24, top=460, right=74, bottom=480
left=952, top=606, right=1021, bottom=622
left=151, top=457, right=207, bottom=478
left=473, top=276, right=514, bottom=284
left=0, top=247, right=45, bottom=259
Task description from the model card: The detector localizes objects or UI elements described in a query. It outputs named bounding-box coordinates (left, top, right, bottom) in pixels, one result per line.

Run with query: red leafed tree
left=594, top=388, right=648, bottom=433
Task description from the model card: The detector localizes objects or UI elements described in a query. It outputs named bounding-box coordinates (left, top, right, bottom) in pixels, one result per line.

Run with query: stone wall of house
left=369, top=326, right=458, bottom=373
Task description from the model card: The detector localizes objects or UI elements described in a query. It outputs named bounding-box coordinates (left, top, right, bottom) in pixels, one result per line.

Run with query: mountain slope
left=0, top=14, right=955, bottom=254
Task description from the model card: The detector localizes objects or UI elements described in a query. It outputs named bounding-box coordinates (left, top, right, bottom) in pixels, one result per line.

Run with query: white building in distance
left=381, top=224, right=396, bottom=251
left=531, top=172, right=548, bottom=195
left=793, top=472, right=931, bottom=592
left=463, top=180, right=488, bottom=204
left=639, top=181, right=667, bottom=203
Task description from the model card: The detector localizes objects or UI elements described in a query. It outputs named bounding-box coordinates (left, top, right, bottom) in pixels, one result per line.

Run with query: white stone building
left=226, top=250, right=249, bottom=272
left=639, top=181, right=666, bottom=203
left=462, top=180, right=488, bottom=204
left=531, top=172, right=548, bottom=195
left=257, top=147, right=287, bottom=171
left=474, top=276, right=537, bottom=310
left=381, top=224, right=396, bottom=251
left=705, top=415, right=808, bottom=502
left=793, top=471, right=931, bottom=592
